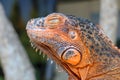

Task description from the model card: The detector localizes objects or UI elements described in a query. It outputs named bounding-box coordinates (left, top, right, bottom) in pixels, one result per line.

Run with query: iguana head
left=26, top=13, right=98, bottom=80
left=26, top=13, right=119, bottom=80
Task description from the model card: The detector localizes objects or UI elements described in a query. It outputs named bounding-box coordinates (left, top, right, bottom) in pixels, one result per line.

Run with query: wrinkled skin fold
left=26, top=13, right=120, bottom=80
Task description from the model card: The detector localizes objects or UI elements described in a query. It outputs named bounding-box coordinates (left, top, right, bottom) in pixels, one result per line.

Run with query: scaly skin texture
left=26, top=13, right=120, bottom=80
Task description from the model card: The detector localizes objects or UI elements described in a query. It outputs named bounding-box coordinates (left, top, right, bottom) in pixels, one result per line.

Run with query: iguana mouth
left=30, top=40, right=81, bottom=80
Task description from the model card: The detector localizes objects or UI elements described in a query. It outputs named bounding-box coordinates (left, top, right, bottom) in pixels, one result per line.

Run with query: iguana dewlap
left=26, top=13, right=120, bottom=80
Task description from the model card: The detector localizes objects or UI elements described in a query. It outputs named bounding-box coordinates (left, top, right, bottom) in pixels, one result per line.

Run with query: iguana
left=26, top=13, right=120, bottom=80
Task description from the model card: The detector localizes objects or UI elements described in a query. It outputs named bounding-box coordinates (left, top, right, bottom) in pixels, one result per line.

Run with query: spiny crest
left=111, top=43, right=120, bottom=53
left=77, top=16, right=113, bottom=46
left=73, top=17, right=118, bottom=56
left=67, top=15, right=79, bottom=27
left=95, top=25, right=120, bottom=53
left=96, top=25, right=113, bottom=45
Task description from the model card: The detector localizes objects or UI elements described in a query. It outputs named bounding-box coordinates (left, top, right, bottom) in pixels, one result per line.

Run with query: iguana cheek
left=78, top=65, right=90, bottom=80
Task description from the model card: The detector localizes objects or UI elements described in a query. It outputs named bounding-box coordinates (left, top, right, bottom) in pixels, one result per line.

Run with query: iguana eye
left=49, top=18, right=60, bottom=24
left=47, top=17, right=60, bottom=29
left=69, top=31, right=78, bottom=40
left=44, top=14, right=66, bottom=29
left=62, top=48, right=81, bottom=65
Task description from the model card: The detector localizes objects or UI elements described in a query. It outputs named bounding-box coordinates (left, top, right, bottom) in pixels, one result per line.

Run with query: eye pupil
left=69, top=31, right=77, bottom=39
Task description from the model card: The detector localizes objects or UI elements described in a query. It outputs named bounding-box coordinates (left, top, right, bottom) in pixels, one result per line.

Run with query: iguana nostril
left=26, top=19, right=34, bottom=29
left=34, top=18, right=41, bottom=27
left=33, top=18, right=45, bottom=27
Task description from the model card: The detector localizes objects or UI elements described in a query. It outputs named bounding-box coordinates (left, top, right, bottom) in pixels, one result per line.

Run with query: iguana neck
left=78, top=18, right=120, bottom=79
left=80, top=26, right=120, bottom=60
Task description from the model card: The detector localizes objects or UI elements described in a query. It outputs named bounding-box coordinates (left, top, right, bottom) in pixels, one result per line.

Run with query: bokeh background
left=0, top=0, right=120, bottom=80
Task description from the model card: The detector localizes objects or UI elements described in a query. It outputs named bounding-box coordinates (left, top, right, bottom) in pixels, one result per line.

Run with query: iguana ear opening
left=62, top=48, right=82, bottom=66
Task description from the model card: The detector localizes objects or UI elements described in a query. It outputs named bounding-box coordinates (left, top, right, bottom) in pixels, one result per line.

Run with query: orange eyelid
left=44, top=14, right=66, bottom=29
left=48, top=17, right=60, bottom=24
left=62, top=49, right=81, bottom=66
